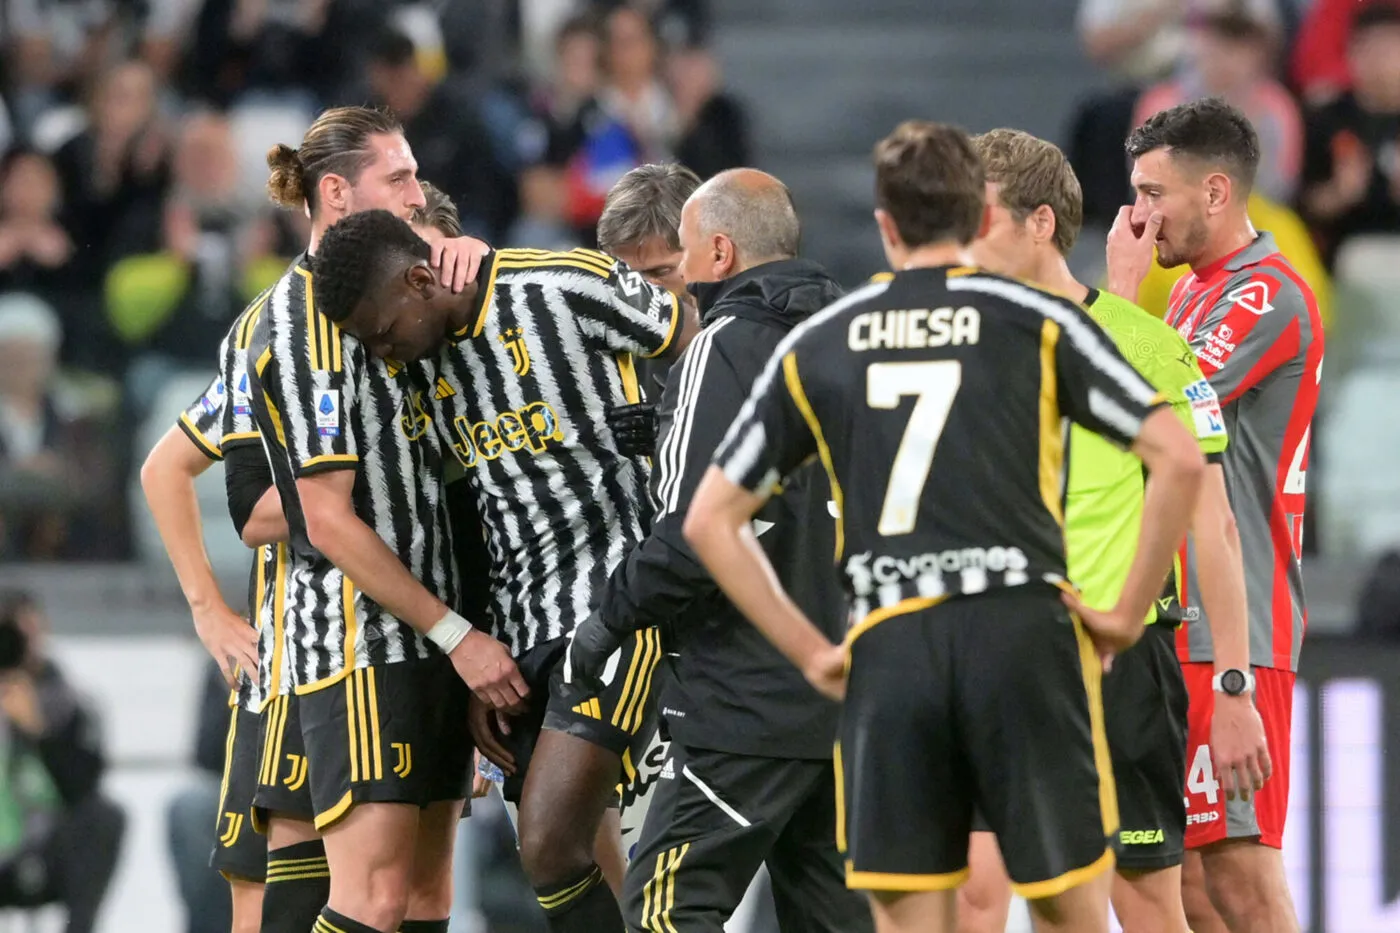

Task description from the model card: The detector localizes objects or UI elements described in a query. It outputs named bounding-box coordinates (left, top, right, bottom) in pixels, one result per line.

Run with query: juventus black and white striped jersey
left=178, top=293, right=287, bottom=711
left=713, top=267, right=1166, bottom=623
left=248, top=256, right=457, bottom=692
left=433, top=248, right=681, bottom=656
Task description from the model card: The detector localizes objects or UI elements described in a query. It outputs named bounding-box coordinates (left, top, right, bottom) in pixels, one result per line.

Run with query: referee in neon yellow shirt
left=953, top=129, right=1271, bottom=933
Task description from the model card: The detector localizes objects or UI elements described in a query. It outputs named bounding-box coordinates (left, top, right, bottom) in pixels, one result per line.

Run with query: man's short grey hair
left=597, top=163, right=702, bottom=252
left=691, top=170, right=800, bottom=263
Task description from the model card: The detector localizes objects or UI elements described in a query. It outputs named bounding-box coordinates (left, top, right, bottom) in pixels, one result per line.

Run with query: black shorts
left=210, top=706, right=266, bottom=882
left=1103, top=622, right=1188, bottom=871
left=839, top=587, right=1117, bottom=897
left=252, top=694, right=315, bottom=832
left=498, top=628, right=662, bottom=804
left=622, top=743, right=871, bottom=933
left=298, top=656, right=474, bottom=830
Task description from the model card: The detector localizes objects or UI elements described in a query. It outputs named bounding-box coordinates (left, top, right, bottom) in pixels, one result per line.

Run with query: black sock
left=534, top=864, right=621, bottom=933
left=314, top=907, right=390, bottom=933
left=398, top=922, right=449, bottom=933
left=261, top=841, right=330, bottom=933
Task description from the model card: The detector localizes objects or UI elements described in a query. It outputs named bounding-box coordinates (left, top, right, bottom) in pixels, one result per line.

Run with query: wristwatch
left=1212, top=668, right=1256, bottom=696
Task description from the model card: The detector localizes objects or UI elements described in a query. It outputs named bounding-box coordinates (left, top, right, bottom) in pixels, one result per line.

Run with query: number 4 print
left=1188, top=743, right=1220, bottom=805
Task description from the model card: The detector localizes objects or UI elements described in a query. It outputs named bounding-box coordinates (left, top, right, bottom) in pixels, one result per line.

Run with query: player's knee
left=332, top=865, right=413, bottom=931
left=406, top=865, right=454, bottom=920
left=956, top=876, right=1010, bottom=933
left=518, top=819, right=592, bottom=887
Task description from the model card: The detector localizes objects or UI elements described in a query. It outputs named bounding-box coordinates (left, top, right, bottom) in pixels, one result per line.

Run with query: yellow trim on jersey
left=268, top=543, right=287, bottom=704
left=643, top=292, right=683, bottom=360
left=254, top=348, right=288, bottom=448
left=503, top=247, right=614, bottom=278
left=468, top=252, right=503, bottom=337
left=179, top=412, right=221, bottom=459
left=313, top=790, right=355, bottom=830
left=215, top=708, right=238, bottom=819
left=301, top=453, right=360, bottom=469
left=945, top=266, right=978, bottom=278
left=641, top=843, right=691, bottom=933
left=833, top=740, right=847, bottom=852
left=236, top=293, right=269, bottom=350
left=846, top=865, right=970, bottom=892
left=1038, top=319, right=1066, bottom=529
left=616, top=352, right=641, bottom=405
left=495, top=257, right=617, bottom=281
left=222, top=430, right=261, bottom=446
left=1009, top=849, right=1116, bottom=900
left=342, top=576, right=358, bottom=678
left=1071, top=615, right=1119, bottom=839
left=845, top=594, right=949, bottom=650
left=868, top=271, right=895, bottom=284
left=782, top=352, right=845, bottom=560
left=296, top=267, right=342, bottom=373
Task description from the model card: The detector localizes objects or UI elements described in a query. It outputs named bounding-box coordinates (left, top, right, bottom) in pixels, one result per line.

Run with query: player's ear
left=320, top=173, right=349, bottom=214
left=1029, top=204, right=1056, bottom=247
left=874, top=209, right=901, bottom=252
left=405, top=261, right=437, bottom=297
left=1204, top=171, right=1232, bottom=216
left=714, top=233, right=737, bottom=277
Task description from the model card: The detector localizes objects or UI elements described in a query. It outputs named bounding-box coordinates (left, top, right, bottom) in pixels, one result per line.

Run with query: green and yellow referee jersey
left=1065, top=288, right=1229, bottom=620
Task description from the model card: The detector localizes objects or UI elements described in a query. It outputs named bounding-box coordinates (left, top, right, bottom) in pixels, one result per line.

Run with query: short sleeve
left=1150, top=339, right=1229, bottom=458
left=178, top=372, right=226, bottom=462
left=264, top=272, right=362, bottom=477
left=564, top=254, right=682, bottom=359
left=1054, top=306, right=1167, bottom=449
left=712, top=342, right=820, bottom=499
left=220, top=302, right=268, bottom=452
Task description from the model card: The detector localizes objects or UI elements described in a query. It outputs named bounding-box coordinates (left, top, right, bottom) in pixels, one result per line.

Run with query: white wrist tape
left=427, top=610, right=473, bottom=654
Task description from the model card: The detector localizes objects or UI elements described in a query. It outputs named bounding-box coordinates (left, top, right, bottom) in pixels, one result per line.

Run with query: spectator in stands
left=0, top=589, right=126, bottom=933
left=513, top=14, right=641, bottom=248
left=1290, top=0, right=1400, bottom=104
left=0, top=293, right=119, bottom=560
left=1134, top=12, right=1302, bottom=203
left=601, top=5, right=677, bottom=161
left=667, top=44, right=749, bottom=179
left=1301, top=0, right=1400, bottom=266
left=1, top=0, right=121, bottom=135
left=368, top=31, right=513, bottom=238
left=50, top=60, right=169, bottom=280
left=0, top=150, right=74, bottom=300
left=182, top=0, right=341, bottom=106
left=1078, top=0, right=1187, bottom=85
left=166, top=661, right=238, bottom=933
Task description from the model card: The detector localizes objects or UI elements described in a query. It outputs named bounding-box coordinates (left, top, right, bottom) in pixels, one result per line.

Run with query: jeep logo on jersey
left=451, top=400, right=564, bottom=468
left=400, top=390, right=431, bottom=441
left=498, top=327, right=531, bottom=376
left=1227, top=281, right=1274, bottom=316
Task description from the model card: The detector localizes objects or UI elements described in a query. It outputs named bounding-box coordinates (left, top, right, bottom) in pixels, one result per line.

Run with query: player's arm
left=139, top=393, right=258, bottom=686
left=221, top=442, right=287, bottom=547
left=1189, top=268, right=1308, bottom=405
left=567, top=336, right=750, bottom=688
left=1054, top=310, right=1206, bottom=654
left=1160, top=352, right=1272, bottom=796
left=271, top=311, right=528, bottom=710
left=567, top=253, right=699, bottom=359
left=684, top=346, right=846, bottom=699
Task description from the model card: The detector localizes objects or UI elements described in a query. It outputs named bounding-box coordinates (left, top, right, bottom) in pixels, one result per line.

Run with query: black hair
left=1354, top=1, right=1400, bottom=35
left=1125, top=97, right=1260, bottom=193
left=313, top=209, right=431, bottom=323
left=370, top=31, right=418, bottom=69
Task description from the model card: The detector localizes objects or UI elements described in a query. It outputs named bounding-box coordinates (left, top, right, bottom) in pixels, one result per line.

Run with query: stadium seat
left=127, top=372, right=248, bottom=582
left=1318, top=361, right=1400, bottom=557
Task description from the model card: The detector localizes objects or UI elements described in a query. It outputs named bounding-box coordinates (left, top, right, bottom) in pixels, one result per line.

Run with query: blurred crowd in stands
left=1, top=0, right=1398, bottom=563
left=0, top=0, right=749, bottom=561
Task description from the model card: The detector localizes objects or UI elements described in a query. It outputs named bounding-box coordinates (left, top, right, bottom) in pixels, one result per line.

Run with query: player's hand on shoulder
left=802, top=643, right=849, bottom=702
left=1060, top=588, right=1143, bottom=671
left=193, top=601, right=260, bottom=688
left=451, top=628, right=529, bottom=713
left=1211, top=693, right=1272, bottom=801
left=432, top=236, right=491, bottom=294
left=607, top=401, right=659, bottom=457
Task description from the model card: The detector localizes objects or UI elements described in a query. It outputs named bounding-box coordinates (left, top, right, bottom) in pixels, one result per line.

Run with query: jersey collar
left=1192, top=231, right=1278, bottom=283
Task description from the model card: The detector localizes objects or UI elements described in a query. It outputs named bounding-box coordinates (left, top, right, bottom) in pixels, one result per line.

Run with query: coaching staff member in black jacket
left=562, top=168, right=872, bottom=933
